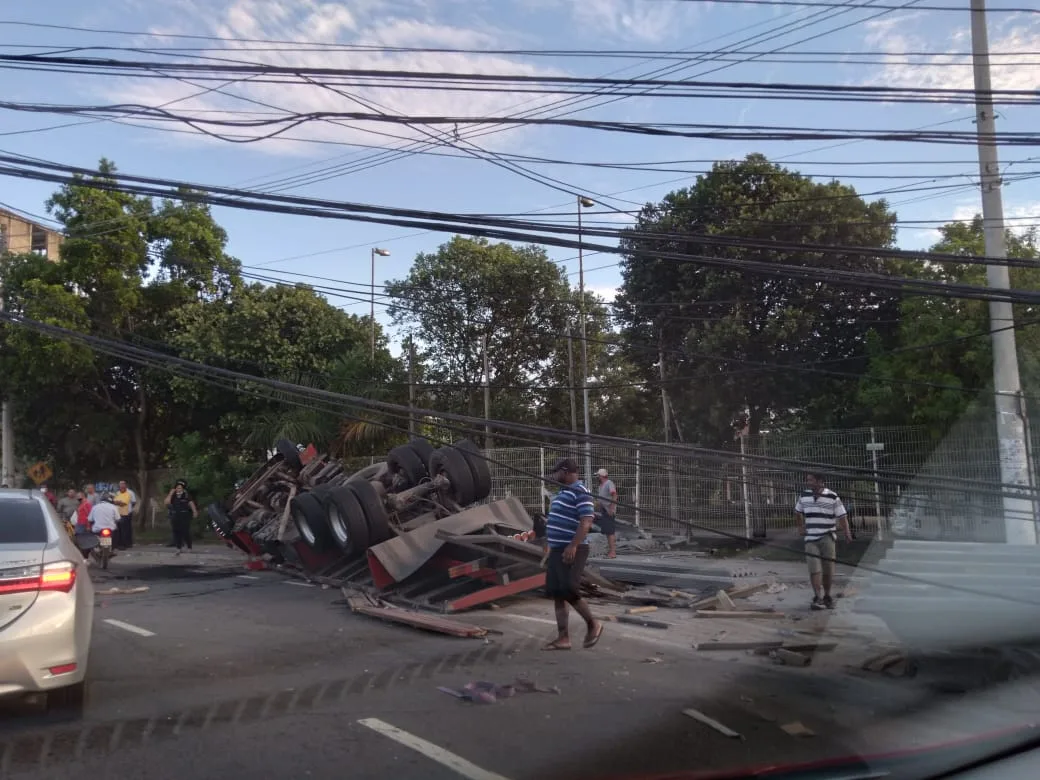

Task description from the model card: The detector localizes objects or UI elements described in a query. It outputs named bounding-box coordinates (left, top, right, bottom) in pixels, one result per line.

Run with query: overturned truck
left=205, top=438, right=605, bottom=613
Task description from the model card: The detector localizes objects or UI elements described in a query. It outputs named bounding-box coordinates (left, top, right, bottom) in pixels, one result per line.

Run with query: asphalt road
left=0, top=551, right=1031, bottom=779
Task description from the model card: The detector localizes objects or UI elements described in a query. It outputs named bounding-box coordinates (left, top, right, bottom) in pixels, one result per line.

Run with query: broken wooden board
left=752, top=642, right=838, bottom=655
left=695, top=640, right=784, bottom=652
left=626, top=606, right=659, bottom=615
left=716, top=590, right=736, bottom=611
left=695, top=610, right=784, bottom=620
left=615, top=614, right=671, bottom=629
left=780, top=721, right=815, bottom=737
left=690, top=582, right=770, bottom=610
left=350, top=603, right=489, bottom=638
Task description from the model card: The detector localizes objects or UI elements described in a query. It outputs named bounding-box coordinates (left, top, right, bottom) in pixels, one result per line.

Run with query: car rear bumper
left=0, top=590, right=88, bottom=696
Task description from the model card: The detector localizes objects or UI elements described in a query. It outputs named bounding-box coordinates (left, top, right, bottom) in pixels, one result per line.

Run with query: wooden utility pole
left=407, top=337, right=417, bottom=436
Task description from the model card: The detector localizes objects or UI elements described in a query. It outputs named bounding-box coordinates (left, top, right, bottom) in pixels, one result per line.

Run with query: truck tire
left=407, top=438, right=435, bottom=469
left=348, top=479, right=391, bottom=545
left=290, top=492, right=334, bottom=551
left=276, top=438, right=303, bottom=472
left=455, top=439, right=492, bottom=502
left=387, top=445, right=426, bottom=489
left=207, top=503, right=234, bottom=540
left=430, top=447, right=476, bottom=507
left=323, top=486, right=369, bottom=558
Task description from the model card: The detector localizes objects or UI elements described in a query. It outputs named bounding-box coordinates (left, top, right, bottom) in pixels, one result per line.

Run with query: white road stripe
left=284, top=581, right=314, bottom=588
left=237, top=575, right=260, bottom=580
left=103, top=618, right=156, bottom=637
left=682, top=708, right=742, bottom=739
left=359, top=718, right=510, bottom=780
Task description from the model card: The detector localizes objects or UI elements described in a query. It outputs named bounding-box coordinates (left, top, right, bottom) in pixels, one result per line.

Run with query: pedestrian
left=40, top=484, right=57, bottom=507
left=795, top=472, right=852, bottom=611
left=541, top=458, right=604, bottom=651
left=164, top=480, right=198, bottom=554
left=84, top=483, right=100, bottom=506
left=113, top=480, right=137, bottom=549
left=56, top=488, right=80, bottom=525
left=88, top=493, right=121, bottom=536
left=75, top=491, right=92, bottom=530
left=595, top=468, right=618, bottom=559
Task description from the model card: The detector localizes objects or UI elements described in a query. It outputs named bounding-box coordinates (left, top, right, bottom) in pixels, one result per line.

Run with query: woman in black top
left=165, top=480, right=199, bottom=554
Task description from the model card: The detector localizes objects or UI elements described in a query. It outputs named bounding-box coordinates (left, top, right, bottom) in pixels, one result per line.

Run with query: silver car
left=0, top=489, right=93, bottom=709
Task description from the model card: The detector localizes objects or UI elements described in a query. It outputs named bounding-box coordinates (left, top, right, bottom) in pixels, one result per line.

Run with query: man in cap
left=596, top=468, right=618, bottom=559
left=542, top=458, right=603, bottom=651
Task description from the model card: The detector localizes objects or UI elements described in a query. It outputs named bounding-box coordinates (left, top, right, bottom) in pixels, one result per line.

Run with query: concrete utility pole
left=970, top=0, right=1038, bottom=544
left=370, top=247, right=390, bottom=360
left=0, top=282, right=12, bottom=487
left=407, top=337, right=417, bottom=436
left=482, top=334, right=492, bottom=449
left=567, top=329, right=577, bottom=450
left=577, top=196, right=595, bottom=483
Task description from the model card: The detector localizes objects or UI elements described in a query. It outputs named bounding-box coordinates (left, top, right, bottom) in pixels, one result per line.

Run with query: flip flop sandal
left=542, top=639, right=572, bottom=651
left=583, top=623, right=605, bottom=649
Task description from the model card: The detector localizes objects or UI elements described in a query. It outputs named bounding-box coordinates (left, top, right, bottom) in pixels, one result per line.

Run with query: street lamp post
left=371, top=247, right=390, bottom=359
left=577, top=196, right=595, bottom=484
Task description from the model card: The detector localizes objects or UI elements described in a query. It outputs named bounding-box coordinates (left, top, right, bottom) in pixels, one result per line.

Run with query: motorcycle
left=73, top=528, right=114, bottom=569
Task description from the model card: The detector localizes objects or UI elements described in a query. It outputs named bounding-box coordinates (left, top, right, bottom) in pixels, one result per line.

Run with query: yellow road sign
left=27, top=462, right=52, bottom=485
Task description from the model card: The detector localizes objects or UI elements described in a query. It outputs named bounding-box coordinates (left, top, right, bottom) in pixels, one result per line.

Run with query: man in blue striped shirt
left=542, top=458, right=603, bottom=650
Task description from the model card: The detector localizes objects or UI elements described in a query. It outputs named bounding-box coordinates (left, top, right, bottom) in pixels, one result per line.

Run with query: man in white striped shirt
left=795, top=472, right=852, bottom=610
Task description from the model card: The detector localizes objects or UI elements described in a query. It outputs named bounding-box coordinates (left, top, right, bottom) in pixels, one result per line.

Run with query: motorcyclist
left=88, top=492, right=121, bottom=535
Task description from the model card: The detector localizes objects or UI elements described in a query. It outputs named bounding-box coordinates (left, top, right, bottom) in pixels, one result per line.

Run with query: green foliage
left=386, top=235, right=628, bottom=438
left=859, top=217, right=1040, bottom=438
left=616, top=154, right=901, bottom=444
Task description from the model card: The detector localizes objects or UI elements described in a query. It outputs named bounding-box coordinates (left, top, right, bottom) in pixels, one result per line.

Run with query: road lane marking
left=103, top=618, right=155, bottom=637
left=237, top=575, right=260, bottom=580
left=284, top=581, right=314, bottom=587
left=358, top=718, right=510, bottom=780
left=682, top=708, right=742, bottom=739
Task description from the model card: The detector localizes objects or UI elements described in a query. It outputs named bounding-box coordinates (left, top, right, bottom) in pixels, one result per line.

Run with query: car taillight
left=0, top=561, right=77, bottom=595
left=100, top=529, right=112, bottom=537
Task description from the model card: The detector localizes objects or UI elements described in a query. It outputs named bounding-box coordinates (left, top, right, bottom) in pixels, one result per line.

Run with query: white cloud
left=859, top=13, right=1040, bottom=92
left=103, top=0, right=567, bottom=157
left=566, top=0, right=700, bottom=43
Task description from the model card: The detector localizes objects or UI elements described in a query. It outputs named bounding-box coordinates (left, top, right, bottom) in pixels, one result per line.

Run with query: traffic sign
left=27, top=462, right=52, bottom=485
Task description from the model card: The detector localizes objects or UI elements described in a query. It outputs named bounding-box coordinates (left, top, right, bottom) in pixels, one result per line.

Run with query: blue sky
left=1, top=0, right=1039, bottom=348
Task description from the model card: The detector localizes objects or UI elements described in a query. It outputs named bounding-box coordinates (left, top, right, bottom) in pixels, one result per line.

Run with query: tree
left=0, top=161, right=240, bottom=517
left=615, top=154, right=901, bottom=444
left=859, top=217, right=1040, bottom=438
left=385, top=236, right=612, bottom=442
left=170, top=281, right=407, bottom=456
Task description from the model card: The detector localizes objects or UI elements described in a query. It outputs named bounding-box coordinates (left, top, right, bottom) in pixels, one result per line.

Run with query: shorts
left=805, top=535, right=836, bottom=577
left=596, top=510, right=616, bottom=536
left=545, top=544, right=590, bottom=601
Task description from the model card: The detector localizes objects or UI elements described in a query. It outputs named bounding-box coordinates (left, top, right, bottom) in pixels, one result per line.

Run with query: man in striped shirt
left=795, top=472, right=852, bottom=610
left=542, top=458, right=604, bottom=650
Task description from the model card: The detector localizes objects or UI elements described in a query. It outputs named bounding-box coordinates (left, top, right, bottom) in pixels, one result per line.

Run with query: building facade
left=0, top=207, right=62, bottom=258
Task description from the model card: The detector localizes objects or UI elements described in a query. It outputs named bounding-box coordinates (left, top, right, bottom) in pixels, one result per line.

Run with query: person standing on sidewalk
left=113, top=480, right=136, bottom=549
left=164, top=480, right=198, bottom=555
left=542, top=458, right=603, bottom=651
left=595, top=468, right=618, bottom=559
left=795, top=472, right=852, bottom=610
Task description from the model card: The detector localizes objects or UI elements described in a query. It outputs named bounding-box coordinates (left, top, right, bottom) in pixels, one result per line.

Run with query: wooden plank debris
left=682, top=708, right=742, bottom=739
left=716, top=590, right=736, bottom=611
left=690, top=582, right=770, bottom=610
left=695, top=610, right=784, bottom=619
left=752, top=642, right=837, bottom=655
left=350, top=603, right=490, bottom=638
left=695, top=640, right=783, bottom=652
left=626, top=606, right=659, bottom=615
left=616, top=614, right=671, bottom=629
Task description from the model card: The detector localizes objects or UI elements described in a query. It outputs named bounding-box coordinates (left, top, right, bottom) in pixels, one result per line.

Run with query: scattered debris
left=753, top=642, right=837, bottom=655
left=346, top=594, right=490, bottom=638
left=695, top=610, right=784, bottom=620
left=766, top=582, right=788, bottom=594
left=861, top=649, right=908, bottom=673
left=780, top=721, right=815, bottom=737
left=626, top=606, right=658, bottom=615
left=716, top=590, right=737, bottom=611
left=770, top=648, right=812, bottom=667
left=97, top=586, right=150, bottom=595
left=438, top=678, right=561, bottom=704
left=615, top=615, right=671, bottom=629
left=695, top=640, right=783, bottom=652
left=682, top=708, right=742, bottom=739
left=643, top=657, right=662, bottom=664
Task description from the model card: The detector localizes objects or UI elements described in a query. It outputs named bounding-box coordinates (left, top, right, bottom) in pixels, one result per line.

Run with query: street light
left=577, top=196, right=595, bottom=484
left=371, top=247, right=390, bottom=359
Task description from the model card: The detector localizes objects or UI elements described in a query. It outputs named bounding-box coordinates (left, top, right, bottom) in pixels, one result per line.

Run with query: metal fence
left=479, top=417, right=1040, bottom=542
left=338, top=414, right=1040, bottom=542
